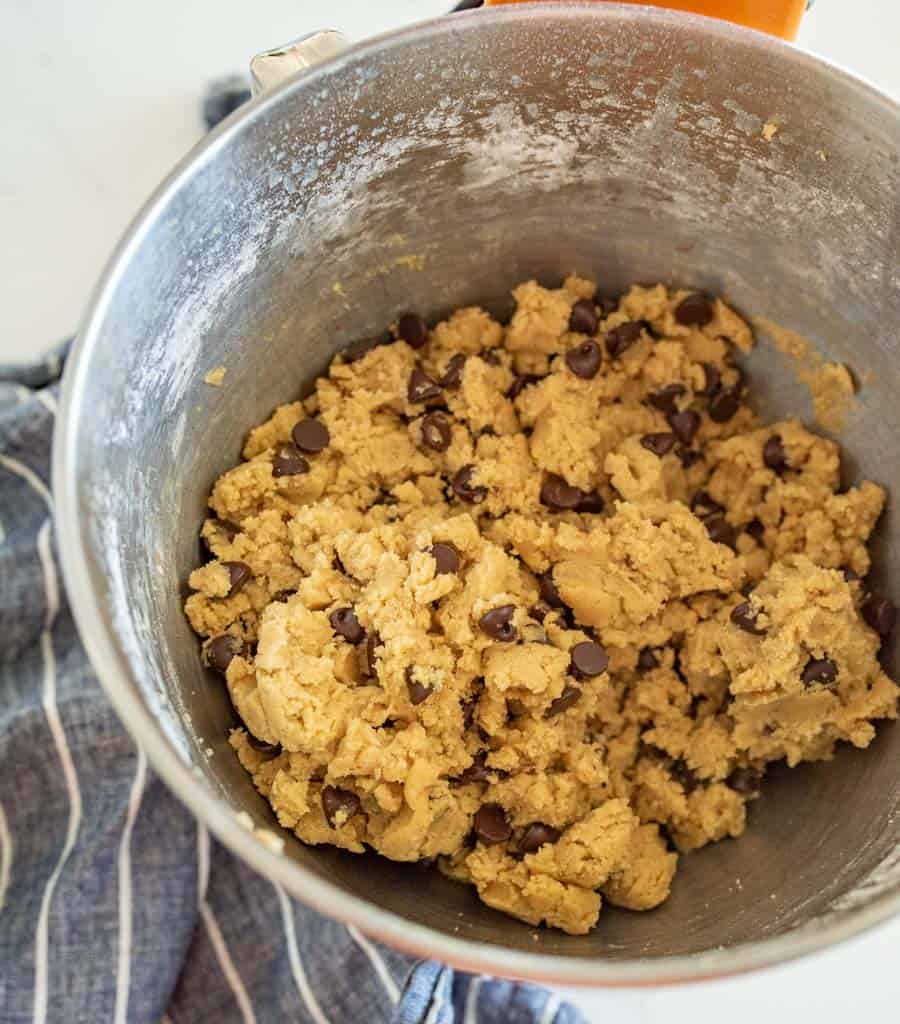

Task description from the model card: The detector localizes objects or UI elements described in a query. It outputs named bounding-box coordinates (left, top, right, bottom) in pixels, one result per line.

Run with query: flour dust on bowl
left=54, top=3, right=900, bottom=985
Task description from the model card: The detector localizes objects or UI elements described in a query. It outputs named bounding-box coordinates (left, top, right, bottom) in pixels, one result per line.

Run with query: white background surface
left=4, top=1, right=900, bottom=1021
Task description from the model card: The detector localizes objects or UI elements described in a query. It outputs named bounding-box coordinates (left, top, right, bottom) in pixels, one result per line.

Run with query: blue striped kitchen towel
left=0, top=351, right=588, bottom=1023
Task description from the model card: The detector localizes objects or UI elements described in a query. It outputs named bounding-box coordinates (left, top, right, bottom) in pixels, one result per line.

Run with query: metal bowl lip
left=54, top=1, right=900, bottom=987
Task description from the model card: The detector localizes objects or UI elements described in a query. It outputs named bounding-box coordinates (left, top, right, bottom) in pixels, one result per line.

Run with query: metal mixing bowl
left=54, top=3, right=900, bottom=985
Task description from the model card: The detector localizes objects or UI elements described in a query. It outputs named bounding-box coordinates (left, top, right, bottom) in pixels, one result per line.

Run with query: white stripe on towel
left=0, top=454, right=52, bottom=507
left=464, top=975, right=484, bottom=1024
left=197, top=826, right=257, bottom=1024
left=112, top=749, right=147, bottom=1024
left=275, top=884, right=331, bottom=1024
left=346, top=925, right=400, bottom=1005
left=423, top=972, right=448, bottom=1024
left=35, top=391, right=58, bottom=415
left=0, top=800, right=12, bottom=909
left=197, top=822, right=211, bottom=900
left=31, top=519, right=82, bottom=1024
left=539, top=993, right=560, bottom=1024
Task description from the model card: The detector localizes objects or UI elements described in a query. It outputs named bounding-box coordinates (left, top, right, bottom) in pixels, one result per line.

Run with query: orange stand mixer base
left=484, top=0, right=806, bottom=40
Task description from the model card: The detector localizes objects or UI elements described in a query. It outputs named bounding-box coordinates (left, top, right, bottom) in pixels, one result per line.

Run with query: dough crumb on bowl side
left=203, top=365, right=227, bottom=387
left=185, top=278, right=899, bottom=936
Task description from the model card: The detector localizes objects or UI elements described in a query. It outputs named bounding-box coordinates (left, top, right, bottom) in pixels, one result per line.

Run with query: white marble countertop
left=5, top=2, right=900, bottom=1020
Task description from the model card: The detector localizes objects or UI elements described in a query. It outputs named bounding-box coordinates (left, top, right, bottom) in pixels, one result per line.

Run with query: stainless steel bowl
left=54, top=2, right=900, bottom=986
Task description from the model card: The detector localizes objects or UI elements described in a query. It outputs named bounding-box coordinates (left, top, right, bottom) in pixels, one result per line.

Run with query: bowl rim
left=53, top=1, right=900, bottom=987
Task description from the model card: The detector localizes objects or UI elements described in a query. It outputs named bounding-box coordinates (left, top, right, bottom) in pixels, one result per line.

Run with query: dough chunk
left=185, top=279, right=898, bottom=934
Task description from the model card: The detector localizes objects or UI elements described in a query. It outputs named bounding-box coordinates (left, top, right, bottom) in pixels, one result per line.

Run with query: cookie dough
left=184, top=277, right=899, bottom=935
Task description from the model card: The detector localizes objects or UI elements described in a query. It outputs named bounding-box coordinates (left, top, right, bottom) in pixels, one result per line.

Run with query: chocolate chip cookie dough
left=185, top=277, right=899, bottom=935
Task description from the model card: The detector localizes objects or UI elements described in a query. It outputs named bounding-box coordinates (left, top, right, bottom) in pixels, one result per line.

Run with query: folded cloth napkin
left=0, top=353, right=587, bottom=1024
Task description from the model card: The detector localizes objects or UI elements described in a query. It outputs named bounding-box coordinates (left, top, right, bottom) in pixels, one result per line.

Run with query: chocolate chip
left=675, top=293, right=714, bottom=327
left=451, top=465, right=487, bottom=504
left=641, top=432, right=676, bottom=457
left=577, top=490, right=605, bottom=514
left=507, top=698, right=528, bottom=719
left=538, top=570, right=564, bottom=609
left=570, top=641, right=609, bottom=678
left=637, top=647, right=659, bottom=671
left=731, top=601, right=765, bottom=635
left=541, top=473, right=584, bottom=510
left=545, top=685, right=582, bottom=718
left=507, top=373, right=540, bottom=400
left=705, top=516, right=736, bottom=549
left=605, top=321, right=644, bottom=358
left=649, top=384, right=685, bottom=415
left=473, top=803, right=511, bottom=845
left=406, top=667, right=433, bottom=705
left=224, top=561, right=252, bottom=596
left=408, top=367, right=442, bottom=403
left=479, top=605, right=517, bottom=642
left=700, top=363, right=722, bottom=397
left=569, top=298, right=599, bottom=335
left=462, top=684, right=483, bottom=729
left=727, top=766, right=762, bottom=795
left=525, top=600, right=550, bottom=623
left=481, top=349, right=502, bottom=367
left=861, top=593, right=897, bottom=637
left=598, top=295, right=619, bottom=316
left=670, top=759, right=698, bottom=793
left=397, top=312, right=428, bottom=349
left=746, top=519, right=765, bottom=540
left=708, top=387, right=741, bottom=423
left=519, top=823, right=561, bottom=854
left=329, top=606, right=365, bottom=644
left=246, top=734, right=281, bottom=758
left=362, top=633, right=381, bottom=678
left=802, top=657, right=838, bottom=686
left=272, top=442, right=310, bottom=478
left=690, top=491, right=725, bottom=520
left=458, top=751, right=491, bottom=784
left=565, top=340, right=602, bottom=380
left=430, top=542, right=459, bottom=575
left=208, top=634, right=242, bottom=673
left=440, top=353, right=466, bottom=389
left=420, top=411, right=452, bottom=452
left=291, top=418, right=330, bottom=453
left=763, top=435, right=789, bottom=475
left=679, top=449, right=703, bottom=469
left=667, top=409, right=701, bottom=446
left=321, top=786, right=361, bottom=827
